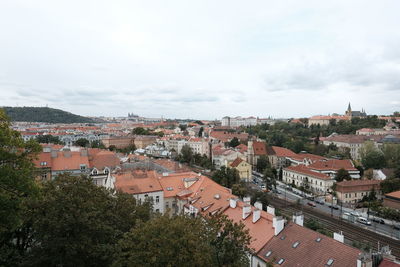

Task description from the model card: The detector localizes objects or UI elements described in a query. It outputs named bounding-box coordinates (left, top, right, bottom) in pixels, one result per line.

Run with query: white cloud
left=0, top=0, right=399, bottom=118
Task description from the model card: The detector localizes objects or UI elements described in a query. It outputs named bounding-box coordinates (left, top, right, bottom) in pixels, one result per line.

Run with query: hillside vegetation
left=2, top=106, right=97, bottom=123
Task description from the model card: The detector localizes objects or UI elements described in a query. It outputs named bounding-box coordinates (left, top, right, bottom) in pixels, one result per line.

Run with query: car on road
left=327, top=204, right=339, bottom=210
left=357, top=217, right=372, bottom=226
left=371, top=218, right=385, bottom=224
left=272, top=189, right=281, bottom=194
left=315, top=199, right=325, bottom=205
left=307, top=202, right=316, bottom=207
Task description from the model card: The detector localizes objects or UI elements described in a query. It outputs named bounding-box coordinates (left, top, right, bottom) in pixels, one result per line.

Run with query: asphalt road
left=249, top=175, right=400, bottom=240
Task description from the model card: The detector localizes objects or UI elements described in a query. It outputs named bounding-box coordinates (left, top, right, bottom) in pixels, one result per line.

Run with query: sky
left=0, top=0, right=400, bottom=120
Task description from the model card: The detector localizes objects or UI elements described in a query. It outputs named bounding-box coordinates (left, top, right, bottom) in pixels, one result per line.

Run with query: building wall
left=102, top=136, right=134, bottom=149
left=283, top=169, right=334, bottom=194
left=336, top=189, right=382, bottom=204
left=133, top=191, right=164, bottom=213
left=383, top=197, right=400, bottom=210
left=231, top=161, right=252, bottom=181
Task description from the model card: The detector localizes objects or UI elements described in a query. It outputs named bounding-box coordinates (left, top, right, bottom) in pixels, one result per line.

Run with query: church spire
left=347, top=102, right=352, bottom=112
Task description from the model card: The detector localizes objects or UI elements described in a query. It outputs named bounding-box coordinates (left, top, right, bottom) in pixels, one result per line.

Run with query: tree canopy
left=113, top=214, right=251, bottom=267
left=360, top=142, right=386, bottom=169
left=335, top=168, right=352, bottom=182
left=36, top=135, right=63, bottom=144
left=0, top=109, right=41, bottom=265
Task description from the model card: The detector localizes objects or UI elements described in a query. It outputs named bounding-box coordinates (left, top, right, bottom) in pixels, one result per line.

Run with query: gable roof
left=253, top=141, right=267, bottom=156
left=308, top=159, right=357, bottom=171
left=115, top=170, right=163, bottom=194
left=285, top=165, right=332, bottom=180
left=230, top=157, right=245, bottom=167
left=257, top=222, right=361, bottom=267
left=269, top=146, right=297, bottom=158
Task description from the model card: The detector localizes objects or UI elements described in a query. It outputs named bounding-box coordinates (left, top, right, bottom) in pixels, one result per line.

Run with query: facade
left=308, top=115, right=350, bottom=126
left=187, top=137, right=210, bottom=156
left=229, top=157, right=252, bottom=181
left=335, top=180, right=381, bottom=204
left=283, top=165, right=335, bottom=194
left=102, top=135, right=135, bottom=149
left=247, top=140, right=267, bottom=167
left=221, top=116, right=257, bottom=127
left=383, top=191, right=400, bottom=210
left=266, top=146, right=297, bottom=169
left=133, top=135, right=158, bottom=149
left=345, top=102, right=367, bottom=118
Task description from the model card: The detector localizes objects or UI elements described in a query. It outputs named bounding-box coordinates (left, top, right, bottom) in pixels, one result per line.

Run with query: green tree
left=26, top=174, right=152, bottom=267
left=74, top=138, right=90, bottom=147
left=178, top=124, right=187, bottom=131
left=380, top=177, right=400, bottom=194
left=382, top=144, right=400, bottom=169
left=113, top=214, right=251, bottom=267
left=198, top=126, right=204, bottom=137
left=360, top=141, right=386, bottom=169
left=229, top=137, right=240, bottom=148
left=36, top=135, right=63, bottom=144
left=132, top=127, right=149, bottom=135
left=212, top=167, right=240, bottom=188
left=256, top=155, right=269, bottom=173
left=180, top=144, right=193, bottom=164
left=0, top=109, right=41, bottom=265
left=335, top=168, right=351, bottom=182
left=91, top=140, right=106, bottom=149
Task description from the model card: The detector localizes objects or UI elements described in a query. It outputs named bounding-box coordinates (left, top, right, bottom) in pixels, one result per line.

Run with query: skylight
left=265, top=251, right=272, bottom=257
left=316, top=237, right=322, bottom=242
left=292, top=241, right=300, bottom=248
left=326, top=258, right=334, bottom=266
left=280, top=235, right=286, bottom=240
left=277, top=258, right=285, bottom=265
left=166, top=187, right=173, bottom=191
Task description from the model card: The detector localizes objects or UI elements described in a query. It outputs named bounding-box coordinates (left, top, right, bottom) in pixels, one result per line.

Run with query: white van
left=357, top=217, right=371, bottom=225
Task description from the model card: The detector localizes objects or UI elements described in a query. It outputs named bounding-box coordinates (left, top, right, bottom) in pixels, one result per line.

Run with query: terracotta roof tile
left=115, top=170, right=163, bottom=194
left=285, top=165, right=332, bottom=180
left=257, top=222, right=361, bottom=267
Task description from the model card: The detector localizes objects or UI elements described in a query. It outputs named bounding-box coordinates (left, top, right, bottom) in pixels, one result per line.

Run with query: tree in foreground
left=25, top=174, right=152, bottom=267
left=113, top=214, right=251, bottom=267
left=0, top=109, right=41, bottom=265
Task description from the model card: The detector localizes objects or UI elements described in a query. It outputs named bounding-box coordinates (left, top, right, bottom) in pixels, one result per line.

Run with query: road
left=248, top=176, right=400, bottom=240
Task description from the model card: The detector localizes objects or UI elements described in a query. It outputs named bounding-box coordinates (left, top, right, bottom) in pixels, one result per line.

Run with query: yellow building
left=229, top=157, right=252, bottom=182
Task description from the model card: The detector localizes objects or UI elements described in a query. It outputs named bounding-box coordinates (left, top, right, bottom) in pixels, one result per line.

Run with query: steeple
left=347, top=102, right=352, bottom=112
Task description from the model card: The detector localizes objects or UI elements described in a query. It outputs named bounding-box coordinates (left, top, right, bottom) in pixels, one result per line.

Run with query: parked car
left=371, top=218, right=385, bottom=224
left=272, top=189, right=281, bottom=194
left=260, top=185, right=267, bottom=192
left=393, top=224, right=400, bottom=230
left=328, top=204, right=339, bottom=210
left=315, top=199, right=325, bottom=205
left=357, top=217, right=372, bottom=226
left=307, top=202, right=316, bottom=207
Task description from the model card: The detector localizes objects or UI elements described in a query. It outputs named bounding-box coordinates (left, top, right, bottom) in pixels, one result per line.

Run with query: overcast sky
left=1, top=0, right=399, bottom=119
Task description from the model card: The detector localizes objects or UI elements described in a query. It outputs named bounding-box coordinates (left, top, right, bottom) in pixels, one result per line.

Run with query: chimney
left=333, top=231, right=344, bottom=243
left=254, top=201, right=263, bottom=211
left=242, top=204, right=251, bottom=219
left=253, top=208, right=261, bottom=223
left=267, top=205, right=275, bottom=216
left=273, top=216, right=284, bottom=235
left=243, top=196, right=251, bottom=205
left=357, top=253, right=373, bottom=267
left=292, top=212, right=304, bottom=227
left=229, top=198, right=238, bottom=209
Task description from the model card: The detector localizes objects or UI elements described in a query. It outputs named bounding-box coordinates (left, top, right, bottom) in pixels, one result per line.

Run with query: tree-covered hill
left=2, top=106, right=97, bottom=123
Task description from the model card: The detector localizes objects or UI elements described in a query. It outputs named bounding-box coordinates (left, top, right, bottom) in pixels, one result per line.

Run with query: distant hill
left=2, top=106, right=98, bottom=123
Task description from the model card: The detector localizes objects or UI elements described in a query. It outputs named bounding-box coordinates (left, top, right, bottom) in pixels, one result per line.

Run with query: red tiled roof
left=230, top=157, right=244, bottom=167
left=115, top=170, right=163, bottom=194
left=222, top=201, right=275, bottom=252
left=285, top=165, right=332, bottom=180
left=89, top=150, right=120, bottom=170
left=52, top=151, right=90, bottom=171
left=257, top=222, right=361, bottom=267
left=253, top=141, right=266, bottom=156
left=308, top=159, right=357, bottom=171
left=379, top=258, right=400, bottom=267
left=385, top=190, right=400, bottom=200
left=270, top=146, right=297, bottom=158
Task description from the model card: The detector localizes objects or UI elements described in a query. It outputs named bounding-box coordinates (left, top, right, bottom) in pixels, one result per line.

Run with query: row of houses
left=112, top=169, right=377, bottom=267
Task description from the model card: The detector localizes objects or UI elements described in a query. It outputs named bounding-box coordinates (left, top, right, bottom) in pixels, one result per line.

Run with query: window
left=41, top=173, right=47, bottom=180
left=144, top=194, right=148, bottom=198
left=277, top=258, right=285, bottom=265
left=292, top=241, right=300, bottom=248
left=316, top=237, right=322, bottom=242
left=104, top=168, right=109, bottom=174
left=156, top=209, right=160, bottom=212
left=156, top=196, right=160, bottom=203
left=326, top=258, right=334, bottom=266
left=40, top=161, right=47, bottom=166
left=265, top=251, right=272, bottom=257
left=80, top=164, right=86, bottom=172
left=93, top=169, right=98, bottom=175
